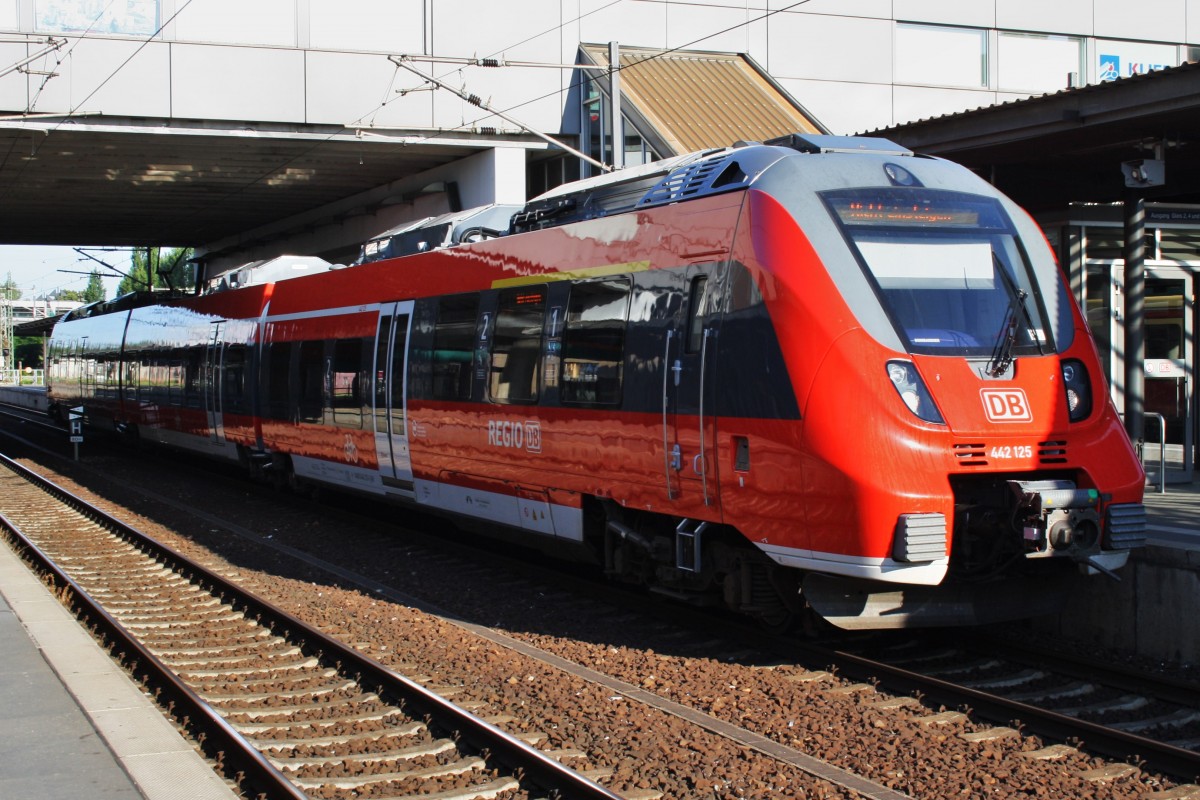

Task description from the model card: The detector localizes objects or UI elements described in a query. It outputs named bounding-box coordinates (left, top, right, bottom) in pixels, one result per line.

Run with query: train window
left=143, top=358, right=157, bottom=403
left=686, top=275, right=709, bottom=353
left=297, top=340, right=324, bottom=423
left=489, top=286, right=545, bottom=404
left=330, top=337, right=368, bottom=429
left=389, top=318, right=407, bottom=431
left=824, top=187, right=1052, bottom=357
left=561, top=279, right=630, bottom=406
left=374, top=316, right=410, bottom=433
left=374, top=316, right=393, bottom=434
left=123, top=359, right=139, bottom=403
left=222, top=345, right=246, bottom=415
left=266, top=342, right=293, bottom=421
left=432, top=294, right=479, bottom=401
left=184, top=348, right=203, bottom=409
left=167, top=352, right=184, bottom=406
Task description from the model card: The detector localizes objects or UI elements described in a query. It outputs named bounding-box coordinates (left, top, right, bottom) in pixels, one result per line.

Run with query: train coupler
left=1009, top=479, right=1102, bottom=561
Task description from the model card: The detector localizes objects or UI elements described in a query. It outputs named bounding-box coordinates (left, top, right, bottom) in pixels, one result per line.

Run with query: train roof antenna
left=388, top=55, right=613, bottom=173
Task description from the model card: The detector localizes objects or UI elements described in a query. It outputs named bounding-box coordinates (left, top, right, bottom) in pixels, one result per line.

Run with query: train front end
left=748, top=137, right=1147, bottom=629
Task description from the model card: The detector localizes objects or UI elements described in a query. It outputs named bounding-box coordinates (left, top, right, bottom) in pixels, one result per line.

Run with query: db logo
left=981, top=389, right=1032, bottom=423
left=487, top=419, right=543, bottom=453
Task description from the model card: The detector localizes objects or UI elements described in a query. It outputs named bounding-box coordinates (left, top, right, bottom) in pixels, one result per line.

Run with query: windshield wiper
left=987, top=254, right=1040, bottom=377
left=988, top=288, right=1027, bottom=377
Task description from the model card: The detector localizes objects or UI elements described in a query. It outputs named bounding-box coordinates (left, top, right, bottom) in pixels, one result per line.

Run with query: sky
left=0, top=244, right=132, bottom=301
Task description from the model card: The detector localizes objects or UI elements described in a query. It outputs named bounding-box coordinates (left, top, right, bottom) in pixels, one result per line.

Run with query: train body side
left=256, top=191, right=760, bottom=537
left=47, top=286, right=272, bottom=458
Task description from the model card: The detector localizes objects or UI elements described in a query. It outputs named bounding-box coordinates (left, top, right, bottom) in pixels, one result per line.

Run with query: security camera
left=1122, top=159, right=1165, bottom=188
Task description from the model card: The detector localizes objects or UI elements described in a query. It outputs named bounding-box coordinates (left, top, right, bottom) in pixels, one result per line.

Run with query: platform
left=1144, top=478, right=1200, bottom=551
left=0, top=537, right=237, bottom=800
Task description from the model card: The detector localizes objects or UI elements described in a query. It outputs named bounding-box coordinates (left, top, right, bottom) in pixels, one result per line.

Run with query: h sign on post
left=68, top=407, right=84, bottom=456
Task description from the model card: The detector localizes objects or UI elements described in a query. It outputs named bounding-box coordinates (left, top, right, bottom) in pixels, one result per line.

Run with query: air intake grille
left=893, top=513, right=948, bottom=563
left=1104, top=503, right=1147, bottom=550
left=953, top=443, right=987, bottom=467
left=1038, top=440, right=1068, bottom=463
left=639, top=157, right=749, bottom=206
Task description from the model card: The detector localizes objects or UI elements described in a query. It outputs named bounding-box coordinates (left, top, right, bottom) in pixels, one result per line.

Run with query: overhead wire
left=437, top=0, right=816, bottom=135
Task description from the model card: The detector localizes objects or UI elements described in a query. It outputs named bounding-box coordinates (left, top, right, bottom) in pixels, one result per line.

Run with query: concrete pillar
left=1124, top=196, right=1146, bottom=444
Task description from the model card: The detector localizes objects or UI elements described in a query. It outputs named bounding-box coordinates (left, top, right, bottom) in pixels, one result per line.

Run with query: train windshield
left=824, top=187, right=1051, bottom=358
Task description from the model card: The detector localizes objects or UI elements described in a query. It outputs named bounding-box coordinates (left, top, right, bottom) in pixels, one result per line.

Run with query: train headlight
left=1062, top=359, right=1092, bottom=422
left=886, top=360, right=944, bottom=424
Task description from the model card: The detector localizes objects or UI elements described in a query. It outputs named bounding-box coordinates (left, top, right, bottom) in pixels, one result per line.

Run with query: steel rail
left=0, top=478, right=307, bottom=800
left=962, top=634, right=1200, bottom=710
left=0, top=402, right=63, bottom=434
left=799, top=641, right=1200, bottom=782
left=0, top=451, right=624, bottom=800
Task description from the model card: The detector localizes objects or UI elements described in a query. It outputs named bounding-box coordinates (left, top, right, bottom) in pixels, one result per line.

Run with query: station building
left=4, top=0, right=1200, bottom=467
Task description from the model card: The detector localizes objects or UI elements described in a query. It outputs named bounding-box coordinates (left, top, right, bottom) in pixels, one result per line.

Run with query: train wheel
left=728, top=557, right=802, bottom=634
left=267, top=453, right=292, bottom=491
left=754, top=605, right=795, bottom=635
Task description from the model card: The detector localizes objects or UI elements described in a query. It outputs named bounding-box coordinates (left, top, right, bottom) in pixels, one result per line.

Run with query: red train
left=46, top=134, right=1146, bottom=630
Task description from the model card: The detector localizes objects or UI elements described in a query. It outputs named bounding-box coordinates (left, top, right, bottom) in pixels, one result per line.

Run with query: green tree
left=15, top=336, right=42, bottom=369
left=116, top=247, right=195, bottom=296
left=52, top=288, right=85, bottom=302
left=2, top=271, right=20, bottom=301
left=83, top=269, right=106, bottom=303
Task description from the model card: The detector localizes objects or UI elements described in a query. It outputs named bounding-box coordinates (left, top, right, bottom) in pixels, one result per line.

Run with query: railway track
left=0, top=450, right=622, bottom=800
left=811, top=632, right=1200, bottom=780
left=2, top=413, right=1199, bottom=797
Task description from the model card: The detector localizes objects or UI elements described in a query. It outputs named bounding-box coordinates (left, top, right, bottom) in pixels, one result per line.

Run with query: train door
left=204, top=321, right=224, bottom=443
left=663, top=267, right=722, bottom=510
left=373, top=301, right=415, bottom=490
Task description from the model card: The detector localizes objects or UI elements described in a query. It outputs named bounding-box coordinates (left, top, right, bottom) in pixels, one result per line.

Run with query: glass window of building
left=895, top=23, right=987, bottom=89
left=172, top=0, right=296, bottom=46
left=35, top=0, right=158, bottom=35
left=997, top=32, right=1084, bottom=93
left=0, top=2, right=19, bottom=28
left=580, top=77, right=660, bottom=179
left=309, top=0, right=423, bottom=52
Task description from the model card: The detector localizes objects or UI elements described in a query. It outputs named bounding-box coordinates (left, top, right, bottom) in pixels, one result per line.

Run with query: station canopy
left=870, top=60, right=1200, bottom=213
left=578, top=43, right=826, bottom=156
left=0, top=118, right=531, bottom=247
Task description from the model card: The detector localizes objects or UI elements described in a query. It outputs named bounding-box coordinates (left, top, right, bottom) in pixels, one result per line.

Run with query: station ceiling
left=870, top=60, right=1200, bottom=214
left=0, top=118, right=528, bottom=247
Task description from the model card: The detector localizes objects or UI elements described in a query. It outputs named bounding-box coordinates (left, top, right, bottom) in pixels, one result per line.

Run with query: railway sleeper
left=269, top=736, right=456, bottom=766
left=220, top=693, right=382, bottom=721
left=257, top=723, right=428, bottom=752
left=175, top=655, right=323, bottom=678
left=156, top=640, right=298, bottom=660
left=234, top=706, right=407, bottom=735
left=122, top=613, right=249, bottom=630
left=188, top=668, right=342, bottom=693
left=1108, top=708, right=1200, bottom=733
left=289, top=756, right=488, bottom=791
left=135, top=621, right=268, bottom=640
left=201, top=679, right=359, bottom=704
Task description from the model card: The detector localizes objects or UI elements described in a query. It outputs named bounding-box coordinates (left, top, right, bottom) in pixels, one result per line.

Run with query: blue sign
left=1099, top=53, right=1172, bottom=81
left=1099, top=55, right=1120, bottom=81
